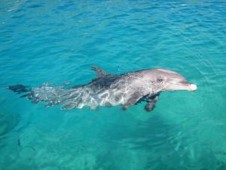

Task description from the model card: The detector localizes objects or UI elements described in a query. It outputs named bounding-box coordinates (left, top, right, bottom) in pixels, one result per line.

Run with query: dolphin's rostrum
left=8, top=66, right=197, bottom=112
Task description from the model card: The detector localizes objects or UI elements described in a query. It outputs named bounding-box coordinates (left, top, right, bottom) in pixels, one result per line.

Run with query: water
left=0, top=0, right=226, bottom=169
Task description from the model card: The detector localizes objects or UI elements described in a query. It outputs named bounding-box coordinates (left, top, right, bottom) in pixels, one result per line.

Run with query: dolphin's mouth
left=180, top=82, right=198, bottom=91
left=164, top=81, right=198, bottom=92
left=189, top=84, right=197, bottom=91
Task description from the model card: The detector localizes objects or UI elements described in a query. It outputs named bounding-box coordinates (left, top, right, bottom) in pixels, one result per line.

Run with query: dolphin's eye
left=157, top=78, right=164, bottom=82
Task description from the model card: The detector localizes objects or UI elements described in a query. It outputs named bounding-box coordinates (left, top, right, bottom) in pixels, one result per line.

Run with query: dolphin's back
left=88, top=75, right=120, bottom=89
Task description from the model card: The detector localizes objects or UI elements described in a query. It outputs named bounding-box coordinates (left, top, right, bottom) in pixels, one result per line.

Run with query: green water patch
left=0, top=111, right=20, bottom=137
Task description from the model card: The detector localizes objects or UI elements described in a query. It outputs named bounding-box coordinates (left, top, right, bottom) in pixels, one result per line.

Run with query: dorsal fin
left=91, top=66, right=109, bottom=77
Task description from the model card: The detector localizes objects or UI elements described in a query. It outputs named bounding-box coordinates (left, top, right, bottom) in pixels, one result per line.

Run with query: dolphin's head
left=144, top=68, right=197, bottom=92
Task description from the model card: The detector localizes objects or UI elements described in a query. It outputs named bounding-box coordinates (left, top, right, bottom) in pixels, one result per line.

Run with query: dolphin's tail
left=8, top=83, right=96, bottom=110
left=8, top=83, right=68, bottom=104
left=8, top=84, right=31, bottom=94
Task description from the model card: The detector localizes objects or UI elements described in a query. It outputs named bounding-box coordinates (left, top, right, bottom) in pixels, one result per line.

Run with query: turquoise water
left=1, top=0, right=226, bottom=169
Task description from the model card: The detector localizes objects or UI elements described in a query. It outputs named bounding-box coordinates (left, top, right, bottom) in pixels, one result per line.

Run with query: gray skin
left=8, top=66, right=197, bottom=112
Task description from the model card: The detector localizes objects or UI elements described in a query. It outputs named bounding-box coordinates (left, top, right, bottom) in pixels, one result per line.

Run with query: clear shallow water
left=0, top=0, right=226, bottom=169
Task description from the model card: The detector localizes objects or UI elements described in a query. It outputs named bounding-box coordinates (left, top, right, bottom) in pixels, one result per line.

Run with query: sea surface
left=0, top=1, right=226, bottom=170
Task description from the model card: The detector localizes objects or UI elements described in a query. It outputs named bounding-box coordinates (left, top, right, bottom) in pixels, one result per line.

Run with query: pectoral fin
left=144, top=94, right=160, bottom=112
left=122, top=92, right=143, bottom=110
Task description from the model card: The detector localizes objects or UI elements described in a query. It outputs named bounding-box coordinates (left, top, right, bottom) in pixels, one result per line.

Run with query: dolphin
left=8, top=66, right=197, bottom=112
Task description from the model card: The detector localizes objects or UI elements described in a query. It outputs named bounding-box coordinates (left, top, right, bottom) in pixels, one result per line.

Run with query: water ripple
left=1, top=1, right=226, bottom=169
